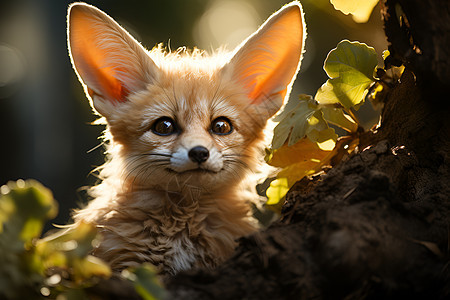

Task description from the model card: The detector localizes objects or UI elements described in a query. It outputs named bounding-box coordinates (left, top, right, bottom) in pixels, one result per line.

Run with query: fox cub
left=67, top=1, right=305, bottom=275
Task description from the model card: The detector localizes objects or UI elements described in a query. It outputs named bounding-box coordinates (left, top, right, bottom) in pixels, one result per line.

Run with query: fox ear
left=67, top=3, right=159, bottom=115
left=222, top=2, right=305, bottom=121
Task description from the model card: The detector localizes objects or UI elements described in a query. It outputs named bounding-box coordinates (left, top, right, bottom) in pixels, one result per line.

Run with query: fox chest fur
left=67, top=2, right=305, bottom=275
left=77, top=185, right=256, bottom=274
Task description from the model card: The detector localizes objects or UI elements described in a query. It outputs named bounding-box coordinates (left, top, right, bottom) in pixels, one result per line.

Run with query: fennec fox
left=67, top=1, right=305, bottom=275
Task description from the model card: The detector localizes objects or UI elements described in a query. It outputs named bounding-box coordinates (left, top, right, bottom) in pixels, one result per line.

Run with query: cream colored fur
left=67, top=2, right=305, bottom=275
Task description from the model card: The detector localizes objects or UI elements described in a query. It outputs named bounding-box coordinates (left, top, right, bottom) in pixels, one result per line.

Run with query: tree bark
left=165, top=0, right=450, bottom=299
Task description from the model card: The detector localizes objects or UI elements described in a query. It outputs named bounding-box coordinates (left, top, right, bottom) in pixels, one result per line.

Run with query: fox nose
left=188, top=146, right=209, bottom=164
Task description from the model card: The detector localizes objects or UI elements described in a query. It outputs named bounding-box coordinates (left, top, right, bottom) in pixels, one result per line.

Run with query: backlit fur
left=68, top=2, right=305, bottom=275
left=74, top=49, right=263, bottom=273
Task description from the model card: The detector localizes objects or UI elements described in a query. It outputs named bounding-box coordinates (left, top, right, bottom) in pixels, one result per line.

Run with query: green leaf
left=316, top=74, right=373, bottom=109
left=71, top=255, right=112, bottom=282
left=38, top=221, right=99, bottom=258
left=273, top=94, right=312, bottom=122
left=315, top=40, right=378, bottom=109
left=123, top=264, right=166, bottom=300
left=272, top=95, right=332, bottom=149
left=36, top=221, right=111, bottom=285
left=331, top=0, right=379, bottom=23
left=0, top=193, right=14, bottom=233
left=0, top=179, right=113, bottom=299
left=21, top=218, right=44, bottom=244
left=324, top=40, right=377, bottom=79
left=2, top=180, right=57, bottom=223
left=321, top=107, right=358, bottom=132
left=0, top=179, right=57, bottom=244
left=314, top=80, right=340, bottom=106
left=0, top=180, right=58, bottom=299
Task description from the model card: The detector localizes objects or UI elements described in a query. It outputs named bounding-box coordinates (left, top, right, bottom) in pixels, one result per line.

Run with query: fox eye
left=211, top=117, right=233, bottom=135
left=151, top=117, right=177, bottom=136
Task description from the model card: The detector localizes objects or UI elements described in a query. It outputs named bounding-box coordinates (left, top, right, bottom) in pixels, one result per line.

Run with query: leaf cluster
left=265, top=39, right=402, bottom=210
left=0, top=179, right=165, bottom=299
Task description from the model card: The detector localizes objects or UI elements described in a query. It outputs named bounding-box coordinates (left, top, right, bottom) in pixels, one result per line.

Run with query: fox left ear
left=222, top=1, right=305, bottom=121
left=67, top=3, right=160, bottom=117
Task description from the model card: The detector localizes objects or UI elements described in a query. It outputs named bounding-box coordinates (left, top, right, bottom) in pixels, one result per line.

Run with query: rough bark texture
left=163, top=0, right=450, bottom=299
left=383, top=0, right=450, bottom=94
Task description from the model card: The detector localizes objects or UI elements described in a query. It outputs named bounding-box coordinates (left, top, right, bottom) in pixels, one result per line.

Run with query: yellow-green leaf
left=266, top=178, right=290, bottom=206
left=324, top=40, right=377, bottom=80
left=316, top=75, right=372, bottom=109
left=272, top=96, right=317, bottom=149
left=315, top=40, right=378, bottom=109
left=265, top=136, right=336, bottom=207
left=267, top=137, right=331, bottom=168
left=381, top=49, right=405, bottom=82
left=0, top=193, right=15, bottom=233
left=321, top=107, right=358, bottom=132
left=35, top=222, right=111, bottom=288
left=72, top=256, right=111, bottom=282
left=277, top=162, right=319, bottom=184
left=331, top=0, right=379, bottom=23
left=274, top=138, right=334, bottom=182
left=0, top=179, right=114, bottom=298
left=314, top=80, right=340, bottom=106
left=40, top=251, right=68, bottom=269
left=21, top=218, right=44, bottom=244
left=307, top=128, right=337, bottom=151
left=271, top=94, right=336, bottom=150
left=273, top=94, right=313, bottom=122
left=123, top=264, right=166, bottom=300
left=0, top=180, right=57, bottom=243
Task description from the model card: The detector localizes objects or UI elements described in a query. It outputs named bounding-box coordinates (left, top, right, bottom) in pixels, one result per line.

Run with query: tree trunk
left=166, top=0, right=450, bottom=298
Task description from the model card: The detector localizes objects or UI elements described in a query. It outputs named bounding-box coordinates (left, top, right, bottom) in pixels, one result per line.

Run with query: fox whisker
left=144, top=153, right=173, bottom=158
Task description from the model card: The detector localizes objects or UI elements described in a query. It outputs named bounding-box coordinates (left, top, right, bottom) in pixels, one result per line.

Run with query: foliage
left=264, top=0, right=407, bottom=209
left=0, top=179, right=165, bottom=299
left=265, top=39, right=387, bottom=210
left=122, top=264, right=167, bottom=300
left=315, top=40, right=378, bottom=109
left=0, top=179, right=57, bottom=299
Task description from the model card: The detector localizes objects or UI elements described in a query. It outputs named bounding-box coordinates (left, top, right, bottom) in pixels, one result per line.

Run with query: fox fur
left=67, top=1, right=305, bottom=275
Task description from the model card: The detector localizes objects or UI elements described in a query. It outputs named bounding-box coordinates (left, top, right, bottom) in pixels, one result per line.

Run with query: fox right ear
left=67, top=3, right=159, bottom=116
left=222, top=2, right=305, bottom=123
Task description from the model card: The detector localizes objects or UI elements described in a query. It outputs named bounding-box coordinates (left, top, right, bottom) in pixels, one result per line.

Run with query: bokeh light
left=193, top=0, right=261, bottom=50
left=0, top=44, right=25, bottom=98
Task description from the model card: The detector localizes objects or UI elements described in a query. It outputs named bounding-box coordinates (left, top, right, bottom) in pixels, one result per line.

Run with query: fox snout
left=170, top=143, right=223, bottom=174
left=188, top=146, right=209, bottom=164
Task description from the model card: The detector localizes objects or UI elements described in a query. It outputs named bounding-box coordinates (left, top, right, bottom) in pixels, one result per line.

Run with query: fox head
left=67, top=2, right=305, bottom=194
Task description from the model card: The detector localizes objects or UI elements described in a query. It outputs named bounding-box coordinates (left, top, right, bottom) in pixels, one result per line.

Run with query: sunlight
left=193, top=0, right=261, bottom=51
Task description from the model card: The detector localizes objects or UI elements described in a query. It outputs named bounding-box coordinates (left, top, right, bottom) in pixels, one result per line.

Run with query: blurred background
left=0, top=0, right=387, bottom=226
